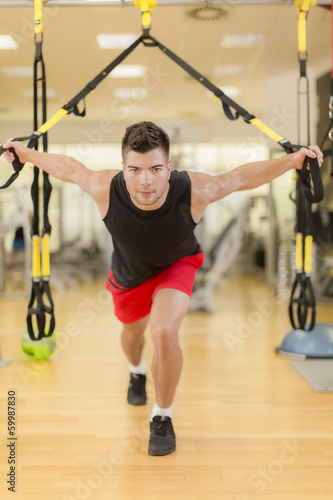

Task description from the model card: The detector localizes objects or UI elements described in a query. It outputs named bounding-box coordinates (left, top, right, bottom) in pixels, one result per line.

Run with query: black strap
left=142, top=34, right=255, bottom=125
left=289, top=272, right=316, bottom=332
left=27, top=282, right=45, bottom=341
left=26, top=280, right=55, bottom=340
left=299, top=155, right=324, bottom=204
left=288, top=178, right=317, bottom=331
left=62, top=35, right=143, bottom=115
left=26, top=14, right=55, bottom=342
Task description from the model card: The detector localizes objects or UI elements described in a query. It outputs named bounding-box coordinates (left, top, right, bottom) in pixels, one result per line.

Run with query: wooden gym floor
left=0, top=274, right=332, bottom=500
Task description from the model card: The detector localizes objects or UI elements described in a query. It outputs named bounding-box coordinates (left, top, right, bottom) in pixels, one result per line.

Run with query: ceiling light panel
left=0, top=35, right=18, bottom=50
left=214, top=64, right=246, bottom=76
left=222, top=34, right=266, bottom=48
left=97, top=34, right=138, bottom=49
left=113, top=87, right=148, bottom=100
left=22, top=88, right=57, bottom=99
left=2, top=66, right=33, bottom=77
left=109, top=65, right=146, bottom=78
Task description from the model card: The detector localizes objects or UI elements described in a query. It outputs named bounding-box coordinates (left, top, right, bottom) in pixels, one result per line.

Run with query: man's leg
left=148, top=288, right=191, bottom=455
left=121, top=315, right=149, bottom=366
left=121, top=315, right=149, bottom=406
left=150, top=288, right=190, bottom=408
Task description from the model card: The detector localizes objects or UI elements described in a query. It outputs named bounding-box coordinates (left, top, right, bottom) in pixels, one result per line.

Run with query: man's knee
left=151, top=325, right=179, bottom=351
left=122, top=317, right=148, bottom=339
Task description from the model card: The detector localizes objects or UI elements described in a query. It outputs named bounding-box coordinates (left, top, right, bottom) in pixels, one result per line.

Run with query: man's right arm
left=3, top=140, right=119, bottom=217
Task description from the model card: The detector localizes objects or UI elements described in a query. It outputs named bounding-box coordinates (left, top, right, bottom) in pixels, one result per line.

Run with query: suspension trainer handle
left=299, top=155, right=323, bottom=203
left=0, top=134, right=40, bottom=189
left=282, top=143, right=324, bottom=204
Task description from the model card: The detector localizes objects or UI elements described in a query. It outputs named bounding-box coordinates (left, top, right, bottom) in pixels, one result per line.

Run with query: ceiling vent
left=186, top=6, right=228, bottom=22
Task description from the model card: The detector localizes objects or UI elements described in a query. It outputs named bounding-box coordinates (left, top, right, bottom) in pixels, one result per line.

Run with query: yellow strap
left=294, top=0, right=317, bottom=54
left=296, top=233, right=303, bottom=270
left=293, top=0, right=316, bottom=10
left=32, top=236, right=41, bottom=279
left=304, top=234, right=313, bottom=274
left=250, top=118, right=284, bottom=144
left=42, top=234, right=50, bottom=277
left=134, top=0, right=157, bottom=28
left=34, top=0, right=43, bottom=35
left=298, top=10, right=307, bottom=53
left=37, top=108, right=68, bottom=135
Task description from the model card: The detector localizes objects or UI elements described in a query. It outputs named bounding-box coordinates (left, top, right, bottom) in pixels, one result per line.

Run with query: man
left=3, top=121, right=323, bottom=456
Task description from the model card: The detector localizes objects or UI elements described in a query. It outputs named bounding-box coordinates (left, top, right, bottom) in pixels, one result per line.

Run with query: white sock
left=129, top=358, right=146, bottom=375
left=150, top=402, right=173, bottom=421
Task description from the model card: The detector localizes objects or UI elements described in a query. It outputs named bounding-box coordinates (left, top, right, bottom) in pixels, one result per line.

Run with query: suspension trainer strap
left=140, top=33, right=323, bottom=203
left=289, top=190, right=316, bottom=331
left=27, top=0, right=55, bottom=341
left=61, top=35, right=143, bottom=116
left=0, top=13, right=323, bottom=201
left=0, top=34, right=143, bottom=188
left=288, top=1, right=319, bottom=332
left=294, top=0, right=315, bottom=145
left=142, top=34, right=255, bottom=124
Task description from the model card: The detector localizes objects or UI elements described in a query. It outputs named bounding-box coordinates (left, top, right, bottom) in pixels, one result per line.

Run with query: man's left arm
left=189, top=146, right=323, bottom=219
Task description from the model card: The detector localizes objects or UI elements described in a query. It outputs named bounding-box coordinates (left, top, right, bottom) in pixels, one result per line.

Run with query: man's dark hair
left=121, top=121, right=170, bottom=160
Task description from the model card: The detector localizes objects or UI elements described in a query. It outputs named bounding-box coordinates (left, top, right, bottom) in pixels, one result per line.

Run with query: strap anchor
left=135, top=0, right=157, bottom=34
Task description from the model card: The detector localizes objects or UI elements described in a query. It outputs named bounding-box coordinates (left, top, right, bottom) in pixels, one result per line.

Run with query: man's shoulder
left=170, top=170, right=190, bottom=184
left=88, top=169, right=120, bottom=203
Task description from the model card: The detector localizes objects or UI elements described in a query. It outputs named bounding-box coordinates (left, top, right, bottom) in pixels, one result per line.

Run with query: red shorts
left=106, top=252, right=204, bottom=324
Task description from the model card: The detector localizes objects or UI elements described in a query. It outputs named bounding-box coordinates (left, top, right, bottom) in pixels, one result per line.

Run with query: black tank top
left=103, top=170, right=201, bottom=288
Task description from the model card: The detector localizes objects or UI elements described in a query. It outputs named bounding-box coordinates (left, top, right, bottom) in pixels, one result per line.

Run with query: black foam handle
left=0, top=135, right=32, bottom=172
left=7, top=146, right=25, bottom=173
left=0, top=142, right=24, bottom=189
left=0, top=135, right=39, bottom=189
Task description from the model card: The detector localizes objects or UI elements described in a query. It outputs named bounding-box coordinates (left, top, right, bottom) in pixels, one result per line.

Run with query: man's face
left=122, top=148, right=172, bottom=210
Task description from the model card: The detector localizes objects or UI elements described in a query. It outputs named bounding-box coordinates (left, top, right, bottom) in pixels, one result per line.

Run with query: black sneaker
left=148, top=416, right=176, bottom=456
left=127, top=373, right=147, bottom=406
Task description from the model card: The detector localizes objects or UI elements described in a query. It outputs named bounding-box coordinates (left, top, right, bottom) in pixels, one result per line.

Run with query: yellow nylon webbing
left=42, top=234, right=50, bottom=277
left=294, top=0, right=317, bottom=54
left=135, top=0, right=157, bottom=28
left=296, top=233, right=303, bottom=270
left=304, top=234, right=313, bottom=274
left=298, top=10, right=307, bottom=53
left=250, top=118, right=284, bottom=144
left=37, top=108, right=68, bottom=135
left=34, top=0, right=43, bottom=35
left=32, top=236, right=41, bottom=279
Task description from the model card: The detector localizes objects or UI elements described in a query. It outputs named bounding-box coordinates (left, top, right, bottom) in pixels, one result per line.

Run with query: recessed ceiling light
left=222, top=34, right=266, bottom=48
left=207, top=86, right=241, bottom=99
left=109, top=65, right=146, bottom=79
left=0, top=35, right=18, bottom=50
left=97, top=34, right=138, bottom=49
left=214, top=64, right=246, bottom=76
left=2, top=66, right=33, bottom=77
left=114, top=87, right=148, bottom=100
